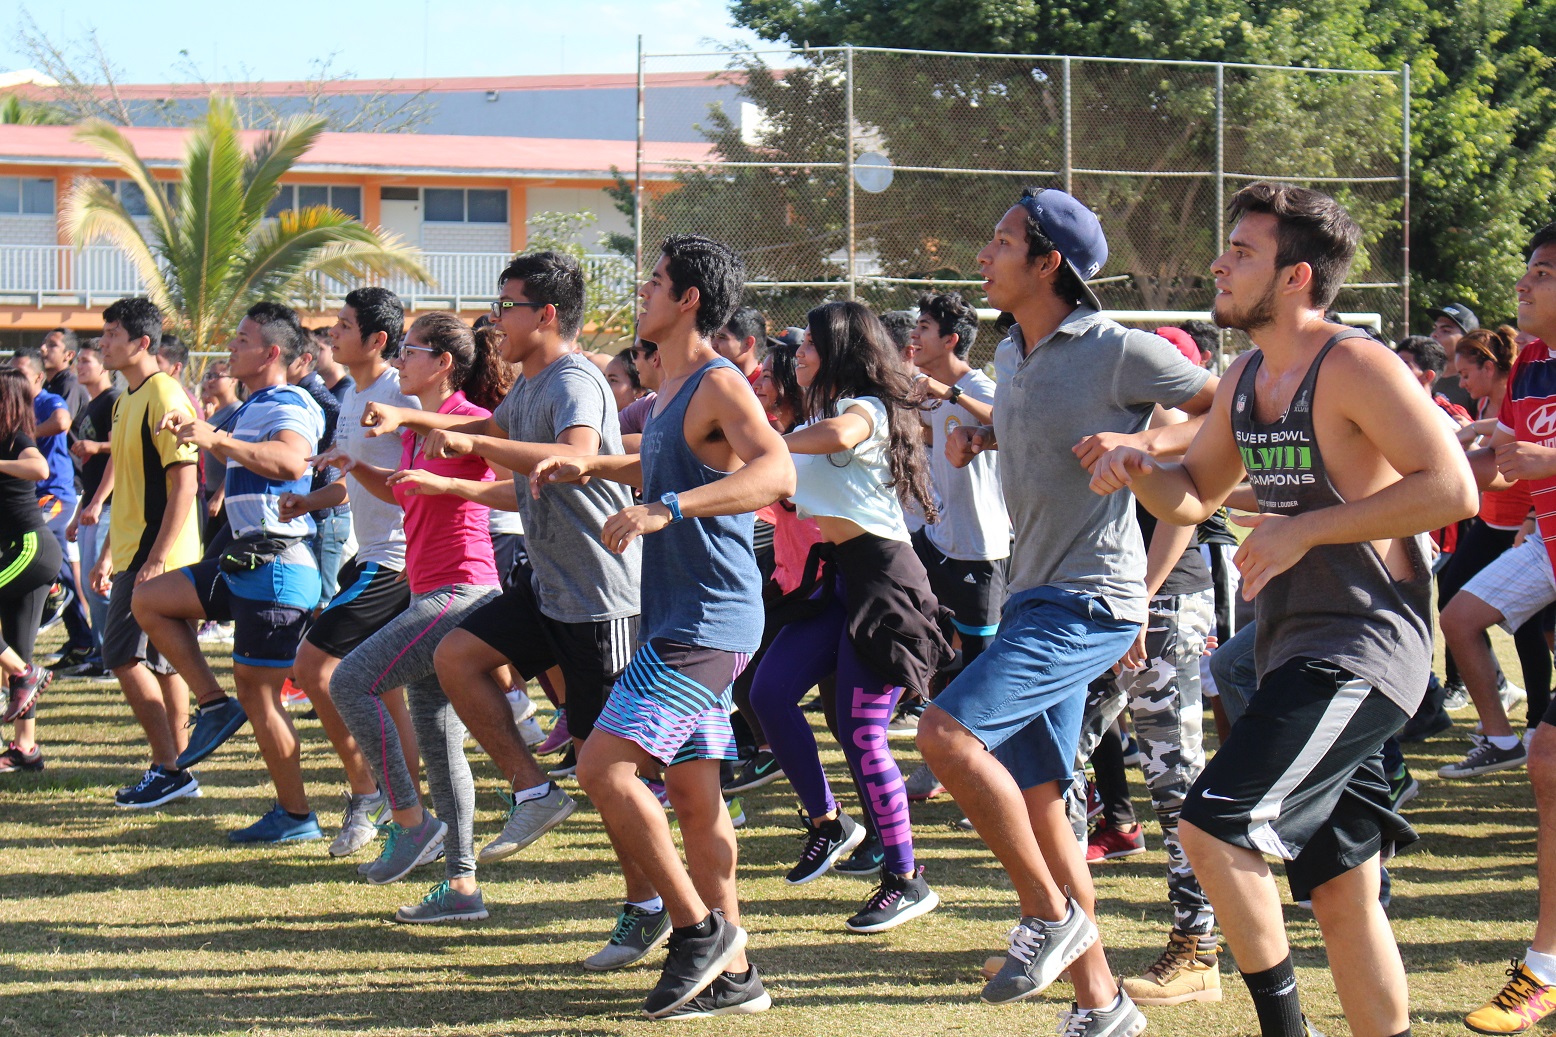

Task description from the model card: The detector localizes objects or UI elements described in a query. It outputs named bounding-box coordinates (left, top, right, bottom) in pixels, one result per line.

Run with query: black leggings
left=1, top=529, right=64, bottom=720
left=1439, top=518, right=1554, bottom=725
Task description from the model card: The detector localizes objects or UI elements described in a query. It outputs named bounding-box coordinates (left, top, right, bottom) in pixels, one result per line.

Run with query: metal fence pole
left=1215, top=62, right=1226, bottom=366
left=634, top=35, right=645, bottom=295
left=845, top=45, right=857, bottom=300
left=1401, top=62, right=1411, bottom=335
left=1062, top=56, right=1072, bottom=194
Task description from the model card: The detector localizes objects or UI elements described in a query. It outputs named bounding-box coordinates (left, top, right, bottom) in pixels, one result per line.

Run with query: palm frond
left=229, top=207, right=431, bottom=305
left=60, top=175, right=176, bottom=315
left=241, top=106, right=328, bottom=226
left=172, top=98, right=250, bottom=336
left=71, top=121, right=178, bottom=254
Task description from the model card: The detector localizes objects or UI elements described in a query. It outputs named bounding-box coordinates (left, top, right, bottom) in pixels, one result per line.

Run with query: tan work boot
left=1122, top=928, right=1222, bottom=1006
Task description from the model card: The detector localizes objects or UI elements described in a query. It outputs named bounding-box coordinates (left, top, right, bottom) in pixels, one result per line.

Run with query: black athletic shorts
left=1181, top=656, right=1417, bottom=901
left=305, top=558, right=412, bottom=659
left=911, top=527, right=1008, bottom=636
left=458, top=573, right=638, bottom=740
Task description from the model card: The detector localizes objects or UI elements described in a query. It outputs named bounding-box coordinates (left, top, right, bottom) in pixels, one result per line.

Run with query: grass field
left=0, top=627, right=1544, bottom=1037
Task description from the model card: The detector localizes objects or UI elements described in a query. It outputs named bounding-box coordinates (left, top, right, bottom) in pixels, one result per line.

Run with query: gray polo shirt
left=992, top=307, right=1210, bottom=623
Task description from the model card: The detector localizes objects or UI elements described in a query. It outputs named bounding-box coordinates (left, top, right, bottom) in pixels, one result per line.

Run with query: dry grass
left=0, top=627, right=1543, bottom=1036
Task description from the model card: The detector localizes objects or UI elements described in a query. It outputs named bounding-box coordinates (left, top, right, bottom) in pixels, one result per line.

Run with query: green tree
left=0, top=95, right=67, bottom=125
left=61, top=96, right=430, bottom=353
left=524, top=210, right=635, bottom=351
left=725, top=0, right=1556, bottom=330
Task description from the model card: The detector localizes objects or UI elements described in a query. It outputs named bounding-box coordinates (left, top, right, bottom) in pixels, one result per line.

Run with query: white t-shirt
left=790, top=395, right=910, bottom=543
left=335, top=368, right=417, bottom=570
left=920, top=369, right=1009, bottom=560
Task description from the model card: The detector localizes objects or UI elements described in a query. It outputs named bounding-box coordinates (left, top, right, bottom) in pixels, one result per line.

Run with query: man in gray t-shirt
left=916, top=189, right=1217, bottom=1033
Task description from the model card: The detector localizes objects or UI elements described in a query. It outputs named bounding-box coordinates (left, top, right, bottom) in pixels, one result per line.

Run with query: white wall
left=525, top=187, right=631, bottom=250
left=420, top=222, right=510, bottom=252
left=0, top=215, right=58, bottom=247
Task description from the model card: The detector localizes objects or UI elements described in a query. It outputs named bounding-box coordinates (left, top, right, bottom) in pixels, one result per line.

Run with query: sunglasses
left=490, top=299, right=546, bottom=320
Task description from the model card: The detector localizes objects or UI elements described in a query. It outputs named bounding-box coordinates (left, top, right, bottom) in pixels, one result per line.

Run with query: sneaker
left=1086, top=821, right=1146, bottom=862
left=229, top=803, right=324, bottom=843
left=477, top=782, right=576, bottom=863
left=1399, top=705, right=1452, bottom=743
left=845, top=865, right=941, bottom=933
left=645, top=777, right=672, bottom=810
left=175, top=696, right=249, bottom=769
left=198, top=621, right=235, bottom=643
left=1122, top=929, right=1222, bottom=1006
left=395, top=880, right=489, bottom=923
left=1387, top=765, right=1420, bottom=810
left=723, top=749, right=784, bottom=793
left=1085, top=779, right=1104, bottom=820
left=0, top=742, right=44, bottom=773
left=954, top=816, right=976, bottom=831
left=38, top=582, right=68, bottom=631
left=905, top=761, right=946, bottom=801
left=1444, top=680, right=1471, bottom=711
left=1528, top=728, right=1539, bottom=751
left=280, top=679, right=311, bottom=710
left=1503, top=679, right=1528, bottom=712
left=658, top=964, right=771, bottom=1018
left=115, top=765, right=201, bottom=808
left=584, top=904, right=672, bottom=971
left=50, top=644, right=92, bottom=671
left=330, top=790, right=388, bottom=857
left=1054, top=993, right=1148, bottom=1037
left=358, top=842, right=442, bottom=876
left=547, top=745, right=577, bottom=779
left=516, top=715, right=547, bottom=749
left=887, top=701, right=924, bottom=739
left=981, top=896, right=1099, bottom=1005
left=643, top=910, right=748, bottom=1018
left=786, top=810, right=864, bottom=884
left=536, top=709, right=571, bottom=755
left=1465, top=960, right=1556, bottom=1034
left=366, top=815, right=448, bottom=884
left=1438, top=735, right=1528, bottom=778
left=62, top=657, right=110, bottom=679
left=727, top=797, right=747, bottom=829
left=833, top=832, right=886, bottom=877
left=1121, top=734, right=1144, bottom=768
left=2, top=664, right=51, bottom=722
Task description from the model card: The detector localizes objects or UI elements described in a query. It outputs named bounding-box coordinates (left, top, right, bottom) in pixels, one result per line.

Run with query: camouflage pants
left=1069, top=588, right=1216, bottom=935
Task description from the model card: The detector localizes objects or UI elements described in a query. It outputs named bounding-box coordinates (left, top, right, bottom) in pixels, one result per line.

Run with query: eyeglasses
left=630, top=346, right=657, bottom=360
left=491, top=299, right=546, bottom=319
left=397, top=341, right=437, bottom=358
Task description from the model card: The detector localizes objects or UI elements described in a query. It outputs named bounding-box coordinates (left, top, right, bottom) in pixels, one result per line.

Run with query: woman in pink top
left=323, top=312, right=510, bottom=924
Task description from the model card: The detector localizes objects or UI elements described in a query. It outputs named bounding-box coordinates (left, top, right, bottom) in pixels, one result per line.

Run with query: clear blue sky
left=2, top=0, right=768, bottom=83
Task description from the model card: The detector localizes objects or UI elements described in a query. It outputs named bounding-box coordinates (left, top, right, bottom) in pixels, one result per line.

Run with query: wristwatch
left=947, top=385, right=964, bottom=404
left=659, top=491, right=683, bottom=522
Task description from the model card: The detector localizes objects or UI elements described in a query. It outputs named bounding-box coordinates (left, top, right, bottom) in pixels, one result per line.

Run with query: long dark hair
left=0, top=368, right=36, bottom=440
left=804, top=301, right=937, bottom=521
left=408, top=312, right=509, bottom=412
left=765, top=343, right=805, bottom=433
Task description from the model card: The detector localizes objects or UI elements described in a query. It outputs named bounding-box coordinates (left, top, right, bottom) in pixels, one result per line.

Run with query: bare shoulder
left=693, top=366, right=761, bottom=414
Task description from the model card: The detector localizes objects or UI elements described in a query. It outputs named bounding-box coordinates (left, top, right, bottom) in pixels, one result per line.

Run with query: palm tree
left=0, top=95, right=68, bottom=124
left=61, top=95, right=430, bottom=351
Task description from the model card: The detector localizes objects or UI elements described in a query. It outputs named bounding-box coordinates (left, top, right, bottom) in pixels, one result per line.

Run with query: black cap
left=766, top=327, right=804, bottom=350
left=1427, top=303, right=1479, bottom=333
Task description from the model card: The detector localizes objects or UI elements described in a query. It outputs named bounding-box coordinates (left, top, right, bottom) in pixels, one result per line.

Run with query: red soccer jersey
left=1496, top=338, right=1556, bottom=575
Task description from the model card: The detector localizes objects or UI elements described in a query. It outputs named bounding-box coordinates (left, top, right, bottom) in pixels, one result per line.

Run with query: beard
left=1213, top=276, right=1278, bottom=333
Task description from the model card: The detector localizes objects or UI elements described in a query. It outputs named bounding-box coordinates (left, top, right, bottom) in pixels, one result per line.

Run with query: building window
left=267, top=184, right=365, bottom=220
left=106, top=179, right=177, bottom=217
left=0, top=177, right=56, bottom=215
left=422, top=187, right=508, bottom=224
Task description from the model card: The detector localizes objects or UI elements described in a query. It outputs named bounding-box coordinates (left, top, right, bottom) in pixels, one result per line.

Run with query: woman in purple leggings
left=749, top=300, right=952, bottom=933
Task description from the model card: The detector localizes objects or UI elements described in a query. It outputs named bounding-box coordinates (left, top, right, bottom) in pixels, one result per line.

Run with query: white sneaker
left=506, top=688, right=538, bottom=723
left=1503, top=680, right=1527, bottom=711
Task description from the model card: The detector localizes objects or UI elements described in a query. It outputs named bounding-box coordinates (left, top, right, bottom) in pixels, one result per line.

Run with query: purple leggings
left=749, top=592, right=915, bottom=876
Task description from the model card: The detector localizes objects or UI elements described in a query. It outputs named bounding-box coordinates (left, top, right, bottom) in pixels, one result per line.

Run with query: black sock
left=1384, top=1031, right=1410, bottom=1037
left=673, top=914, right=715, bottom=940
left=1241, top=955, right=1305, bottom=1037
left=285, top=810, right=311, bottom=822
left=722, top=967, right=751, bottom=981
left=202, top=692, right=230, bottom=708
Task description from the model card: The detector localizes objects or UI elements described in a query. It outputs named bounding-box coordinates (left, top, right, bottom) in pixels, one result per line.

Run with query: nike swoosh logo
left=1199, top=792, right=1236, bottom=801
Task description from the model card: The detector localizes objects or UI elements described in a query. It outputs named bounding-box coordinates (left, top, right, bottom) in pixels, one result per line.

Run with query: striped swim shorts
left=595, top=638, right=751, bottom=767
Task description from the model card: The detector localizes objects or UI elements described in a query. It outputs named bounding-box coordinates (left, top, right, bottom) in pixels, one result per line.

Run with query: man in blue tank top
left=1087, top=183, right=1477, bottom=1037
left=533, top=234, right=795, bottom=1020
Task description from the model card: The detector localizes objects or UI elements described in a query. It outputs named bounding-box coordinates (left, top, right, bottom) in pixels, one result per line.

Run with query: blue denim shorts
left=932, top=585, right=1140, bottom=790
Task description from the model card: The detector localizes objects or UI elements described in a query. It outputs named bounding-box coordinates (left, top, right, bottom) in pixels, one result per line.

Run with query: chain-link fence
left=635, top=47, right=1408, bottom=365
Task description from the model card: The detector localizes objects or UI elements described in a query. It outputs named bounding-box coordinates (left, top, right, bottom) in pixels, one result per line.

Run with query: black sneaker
left=786, top=810, right=864, bottom=884
left=115, top=765, right=202, bottom=809
left=0, top=742, right=44, bottom=773
left=723, top=749, right=784, bottom=793
left=50, top=644, right=93, bottom=671
left=547, top=745, right=577, bottom=780
left=846, top=865, right=940, bottom=933
left=658, top=964, right=772, bottom=1018
left=643, top=910, right=748, bottom=1018
left=832, top=831, right=886, bottom=877
left=2, top=664, right=51, bottom=723
left=38, top=582, right=68, bottom=631
left=63, top=657, right=110, bottom=679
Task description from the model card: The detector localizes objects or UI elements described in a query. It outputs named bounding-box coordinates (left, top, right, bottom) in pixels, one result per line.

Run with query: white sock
left=1526, top=949, right=1556, bottom=986
left=628, top=896, right=665, bottom=914
left=512, top=781, right=552, bottom=803
left=1488, top=734, right=1522, bottom=750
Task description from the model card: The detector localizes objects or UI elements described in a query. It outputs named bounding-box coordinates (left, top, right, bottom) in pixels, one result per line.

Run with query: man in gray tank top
left=1087, top=183, right=1477, bottom=1037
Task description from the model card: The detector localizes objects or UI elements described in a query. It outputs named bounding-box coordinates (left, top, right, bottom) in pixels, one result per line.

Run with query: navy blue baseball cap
left=1427, top=302, right=1479, bottom=333
left=1017, top=188, right=1108, bottom=309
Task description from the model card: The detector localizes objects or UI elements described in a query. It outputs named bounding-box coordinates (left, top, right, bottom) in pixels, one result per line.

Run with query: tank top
left=1477, top=397, right=1534, bottom=529
left=1231, top=331, right=1432, bottom=713
left=639, top=356, right=764, bottom=653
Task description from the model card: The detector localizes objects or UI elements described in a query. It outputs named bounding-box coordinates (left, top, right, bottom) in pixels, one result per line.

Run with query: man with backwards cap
left=916, top=186, right=1218, bottom=1036
left=1429, top=301, right=1479, bottom=352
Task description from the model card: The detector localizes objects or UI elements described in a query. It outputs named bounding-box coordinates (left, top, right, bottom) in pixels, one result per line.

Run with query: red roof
left=0, top=124, right=710, bottom=179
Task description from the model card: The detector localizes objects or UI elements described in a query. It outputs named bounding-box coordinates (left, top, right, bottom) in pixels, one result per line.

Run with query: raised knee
left=1530, top=728, right=1556, bottom=789
left=1439, top=597, right=1485, bottom=644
